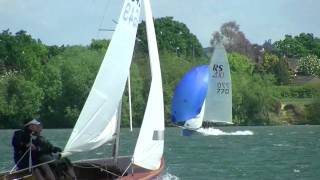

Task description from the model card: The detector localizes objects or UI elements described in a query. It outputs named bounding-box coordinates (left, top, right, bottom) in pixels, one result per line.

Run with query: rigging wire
left=96, top=0, right=113, bottom=39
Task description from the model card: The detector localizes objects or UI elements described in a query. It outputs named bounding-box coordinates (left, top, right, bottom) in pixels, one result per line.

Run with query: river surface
left=1, top=126, right=320, bottom=179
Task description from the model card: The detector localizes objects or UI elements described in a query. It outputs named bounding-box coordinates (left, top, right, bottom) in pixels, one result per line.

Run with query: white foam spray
left=197, top=127, right=254, bottom=136
left=160, top=172, right=180, bottom=180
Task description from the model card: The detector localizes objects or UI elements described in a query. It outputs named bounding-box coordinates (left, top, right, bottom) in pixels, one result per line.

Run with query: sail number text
left=216, top=82, right=230, bottom=94
left=212, top=64, right=224, bottom=78
left=123, top=0, right=140, bottom=27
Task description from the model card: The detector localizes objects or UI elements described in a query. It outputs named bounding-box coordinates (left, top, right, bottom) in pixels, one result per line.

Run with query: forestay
left=133, top=0, right=165, bottom=170
left=203, top=42, right=232, bottom=124
left=63, top=0, right=141, bottom=155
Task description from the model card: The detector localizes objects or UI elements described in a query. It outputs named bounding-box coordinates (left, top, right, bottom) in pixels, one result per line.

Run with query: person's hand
left=52, top=152, right=61, bottom=160
left=27, top=143, right=37, bottom=150
left=31, top=134, right=37, bottom=140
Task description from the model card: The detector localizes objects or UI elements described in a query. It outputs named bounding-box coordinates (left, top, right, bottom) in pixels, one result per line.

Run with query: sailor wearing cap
left=11, top=119, right=77, bottom=180
left=11, top=119, right=56, bottom=179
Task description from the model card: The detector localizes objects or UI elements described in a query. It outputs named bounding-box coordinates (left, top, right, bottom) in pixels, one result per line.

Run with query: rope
left=96, top=0, right=112, bottom=38
left=28, top=136, right=33, bottom=172
left=9, top=135, right=34, bottom=174
left=9, top=148, right=30, bottom=173
left=4, top=159, right=56, bottom=179
left=9, top=159, right=57, bottom=174
left=121, top=162, right=133, bottom=177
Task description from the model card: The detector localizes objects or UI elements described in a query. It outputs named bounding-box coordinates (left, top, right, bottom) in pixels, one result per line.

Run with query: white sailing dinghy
left=171, top=42, right=232, bottom=132
left=202, top=42, right=232, bottom=127
left=1, top=0, right=165, bottom=179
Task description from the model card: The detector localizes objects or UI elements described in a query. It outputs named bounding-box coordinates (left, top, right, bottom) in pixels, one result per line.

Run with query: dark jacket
left=11, top=128, right=34, bottom=169
left=12, top=128, right=62, bottom=169
left=32, top=135, right=62, bottom=163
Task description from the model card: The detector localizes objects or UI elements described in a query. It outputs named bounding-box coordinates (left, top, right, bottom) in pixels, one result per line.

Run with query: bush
left=305, top=98, right=320, bottom=124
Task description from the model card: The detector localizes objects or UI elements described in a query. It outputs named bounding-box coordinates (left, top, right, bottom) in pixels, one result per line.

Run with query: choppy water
left=1, top=126, right=320, bottom=179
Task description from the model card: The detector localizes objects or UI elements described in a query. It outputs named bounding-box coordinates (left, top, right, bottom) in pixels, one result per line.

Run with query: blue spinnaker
left=171, top=65, right=209, bottom=125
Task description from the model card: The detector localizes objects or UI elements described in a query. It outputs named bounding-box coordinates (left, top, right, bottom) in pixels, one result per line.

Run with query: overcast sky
left=1, top=0, right=319, bottom=47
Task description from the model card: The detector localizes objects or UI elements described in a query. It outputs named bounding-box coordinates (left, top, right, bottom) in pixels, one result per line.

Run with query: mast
left=128, top=73, right=133, bottom=131
left=112, top=101, right=122, bottom=165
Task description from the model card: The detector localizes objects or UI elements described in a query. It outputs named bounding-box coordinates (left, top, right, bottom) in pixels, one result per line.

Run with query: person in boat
left=12, top=119, right=56, bottom=180
left=12, top=119, right=77, bottom=180
left=33, top=121, right=77, bottom=179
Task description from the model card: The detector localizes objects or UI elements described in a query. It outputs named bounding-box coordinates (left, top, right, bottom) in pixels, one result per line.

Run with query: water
left=1, top=126, right=320, bottom=179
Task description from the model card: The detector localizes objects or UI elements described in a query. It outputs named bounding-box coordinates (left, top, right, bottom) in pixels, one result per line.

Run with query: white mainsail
left=203, top=42, right=232, bottom=124
left=63, top=0, right=141, bottom=155
left=133, top=0, right=165, bottom=170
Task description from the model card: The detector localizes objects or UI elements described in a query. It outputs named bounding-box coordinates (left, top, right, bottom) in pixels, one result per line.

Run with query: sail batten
left=63, top=0, right=141, bottom=155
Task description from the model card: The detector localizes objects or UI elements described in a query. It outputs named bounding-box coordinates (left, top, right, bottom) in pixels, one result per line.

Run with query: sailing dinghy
left=172, top=42, right=232, bottom=131
left=1, top=0, right=165, bottom=179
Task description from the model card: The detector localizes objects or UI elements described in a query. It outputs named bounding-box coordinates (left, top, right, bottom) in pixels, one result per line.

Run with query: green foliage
left=305, top=98, right=320, bottom=124
left=41, top=46, right=104, bottom=128
left=273, top=33, right=320, bottom=59
left=159, top=51, right=203, bottom=123
left=121, top=50, right=204, bottom=126
left=274, top=35, right=308, bottom=58
left=262, top=53, right=280, bottom=71
left=0, top=30, right=47, bottom=83
left=0, top=74, right=43, bottom=128
left=228, top=53, right=254, bottom=73
left=137, top=17, right=203, bottom=58
left=229, top=53, right=276, bottom=125
left=257, top=53, right=291, bottom=85
left=89, top=39, right=110, bottom=51
left=48, top=45, right=65, bottom=58
left=1, top=27, right=320, bottom=128
left=275, top=83, right=320, bottom=99
left=121, top=62, right=147, bottom=127
left=298, top=55, right=320, bottom=77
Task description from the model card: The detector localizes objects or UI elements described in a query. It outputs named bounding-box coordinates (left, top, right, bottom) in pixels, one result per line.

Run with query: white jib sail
left=203, top=42, right=233, bottom=124
left=63, top=0, right=141, bottom=155
left=133, top=0, right=164, bottom=170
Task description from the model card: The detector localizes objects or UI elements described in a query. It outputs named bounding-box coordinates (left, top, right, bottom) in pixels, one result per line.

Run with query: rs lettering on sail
left=212, top=64, right=224, bottom=78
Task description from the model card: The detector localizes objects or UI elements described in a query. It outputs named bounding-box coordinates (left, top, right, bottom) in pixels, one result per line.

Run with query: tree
left=262, top=39, right=274, bottom=53
left=298, top=55, right=320, bottom=77
left=229, top=53, right=275, bottom=125
left=137, top=17, right=203, bottom=58
left=305, top=98, right=320, bottom=124
left=89, top=39, right=110, bottom=51
left=262, top=53, right=291, bottom=84
left=40, top=46, right=104, bottom=127
left=0, top=30, right=48, bottom=83
left=295, top=33, right=320, bottom=58
left=274, top=35, right=308, bottom=58
left=210, top=21, right=255, bottom=60
left=0, top=75, right=43, bottom=128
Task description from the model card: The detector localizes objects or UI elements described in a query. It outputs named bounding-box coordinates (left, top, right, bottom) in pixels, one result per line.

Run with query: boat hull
left=0, top=156, right=164, bottom=180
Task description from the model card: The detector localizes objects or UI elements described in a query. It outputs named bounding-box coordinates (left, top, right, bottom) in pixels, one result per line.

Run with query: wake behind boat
left=197, top=128, right=254, bottom=136
left=1, top=0, right=165, bottom=179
